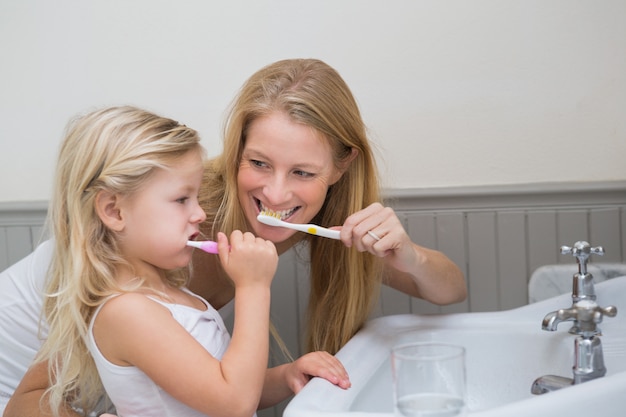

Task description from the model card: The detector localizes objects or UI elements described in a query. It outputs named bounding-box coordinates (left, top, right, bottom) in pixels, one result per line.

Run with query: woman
left=4, top=58, right=465, bottom=417
left=191, top=58, right=466, bottom=355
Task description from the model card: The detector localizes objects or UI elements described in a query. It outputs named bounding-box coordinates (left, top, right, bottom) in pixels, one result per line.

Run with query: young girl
left=36, top=106, right=347, bottom=417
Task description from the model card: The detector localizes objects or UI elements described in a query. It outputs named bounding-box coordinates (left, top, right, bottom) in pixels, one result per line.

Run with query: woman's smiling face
left=237, top=111, right=343, bottom=243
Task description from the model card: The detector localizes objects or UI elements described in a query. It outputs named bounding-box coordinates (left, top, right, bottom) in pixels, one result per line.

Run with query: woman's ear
left=95, top=190, right=125, bottom=232
left=330, top=147, right=359, bottom=185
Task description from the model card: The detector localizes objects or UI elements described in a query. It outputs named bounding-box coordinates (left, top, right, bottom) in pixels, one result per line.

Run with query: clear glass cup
left=391, top=342, right=467, bottom=417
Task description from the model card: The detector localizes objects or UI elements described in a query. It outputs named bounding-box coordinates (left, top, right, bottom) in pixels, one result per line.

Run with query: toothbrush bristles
left=260, top=210, right=281, bottom=219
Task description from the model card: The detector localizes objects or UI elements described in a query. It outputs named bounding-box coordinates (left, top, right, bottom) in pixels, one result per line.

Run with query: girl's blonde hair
left=39, top=106, right=202, bottom=416
left=200, top=58, right=383, bottom=355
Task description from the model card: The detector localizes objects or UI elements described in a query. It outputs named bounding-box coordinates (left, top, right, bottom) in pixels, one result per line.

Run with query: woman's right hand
left=216, top=230, right=278, bottom=288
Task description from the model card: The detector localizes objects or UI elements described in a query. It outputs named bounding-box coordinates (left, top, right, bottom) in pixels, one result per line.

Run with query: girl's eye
left=176, top=197, right=189, bottom=204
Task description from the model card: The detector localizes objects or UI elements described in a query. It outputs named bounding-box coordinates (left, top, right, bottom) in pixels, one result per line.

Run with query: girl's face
left=237, top=111, right=343, bottom=243
left=117, top=149, right=206, bottom=275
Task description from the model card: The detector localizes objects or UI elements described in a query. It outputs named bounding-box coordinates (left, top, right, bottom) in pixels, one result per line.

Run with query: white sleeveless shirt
left=87, top=290, right=233, bottom=417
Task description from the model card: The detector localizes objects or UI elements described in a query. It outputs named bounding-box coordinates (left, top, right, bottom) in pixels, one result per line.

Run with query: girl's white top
left=87, top=290, right=233, bottom=417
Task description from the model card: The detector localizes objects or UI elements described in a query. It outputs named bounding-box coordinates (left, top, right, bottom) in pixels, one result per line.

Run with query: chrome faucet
left=531, top=241, right=617, bottom=395
left=562, top=241, right=604, bottom=302
left=554, top=241, right=605, bottom=334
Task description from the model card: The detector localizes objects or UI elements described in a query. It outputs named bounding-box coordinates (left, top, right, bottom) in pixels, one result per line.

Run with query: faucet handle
left=560, top=241, right=605, bottom=258
left=557, top=300, right=617, bottom=336
left=599, top=305, right=618, bottom=319
left=560, top=241, right=604, bottom=274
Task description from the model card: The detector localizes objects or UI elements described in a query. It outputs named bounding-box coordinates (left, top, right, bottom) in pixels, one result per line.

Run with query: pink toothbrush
left=187, top=240, right=218, bottom=254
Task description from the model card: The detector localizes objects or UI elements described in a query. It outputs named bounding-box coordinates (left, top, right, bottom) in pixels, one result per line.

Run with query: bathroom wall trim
left=2, top=180, right=625, bottom=226
left=384, top=180, right=626, bottom=211
left=0, top=200, right=48, bottom=226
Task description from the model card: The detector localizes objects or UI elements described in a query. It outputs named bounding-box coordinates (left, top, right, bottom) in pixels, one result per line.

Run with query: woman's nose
left=262, top=176, right=292, bottom=206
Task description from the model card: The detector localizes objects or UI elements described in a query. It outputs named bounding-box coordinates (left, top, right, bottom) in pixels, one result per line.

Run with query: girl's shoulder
left=92, top=292, right=190, bottom=368
left=95, top=292, right=172, bottom=329
left=101, top=291, right=158, bottom=308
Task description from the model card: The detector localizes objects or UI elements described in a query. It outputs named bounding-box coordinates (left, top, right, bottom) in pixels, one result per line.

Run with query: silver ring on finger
left=367, top=230, right=381, bottom=241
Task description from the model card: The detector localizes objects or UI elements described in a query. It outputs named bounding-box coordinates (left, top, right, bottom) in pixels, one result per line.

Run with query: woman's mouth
left=255, top=198, right=299, bottom=221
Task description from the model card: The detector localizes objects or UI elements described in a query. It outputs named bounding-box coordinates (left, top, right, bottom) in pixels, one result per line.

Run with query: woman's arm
left=4, top=360, right=82, bottom=417
left=382, top=243, right=467, bottom=304
left=340, top=202, right=467, bottom=304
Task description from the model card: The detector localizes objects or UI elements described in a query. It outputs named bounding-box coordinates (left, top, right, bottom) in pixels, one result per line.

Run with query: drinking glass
left=391, top=342, right=466, bottom=417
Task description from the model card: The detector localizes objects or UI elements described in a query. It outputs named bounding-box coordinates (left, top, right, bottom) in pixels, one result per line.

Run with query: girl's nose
left=191, top=201, right=207, bottom=224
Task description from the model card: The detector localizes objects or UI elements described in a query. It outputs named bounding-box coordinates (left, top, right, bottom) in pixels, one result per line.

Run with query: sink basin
left=284, top=276, right=626, bottom=416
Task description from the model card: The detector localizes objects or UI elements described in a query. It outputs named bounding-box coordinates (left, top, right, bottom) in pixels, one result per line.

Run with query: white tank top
left=87, top=289, right=232, bottom=417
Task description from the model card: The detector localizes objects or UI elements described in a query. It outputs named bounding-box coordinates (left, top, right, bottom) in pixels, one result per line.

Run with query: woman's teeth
left=259, top=203, right=297, bottom=220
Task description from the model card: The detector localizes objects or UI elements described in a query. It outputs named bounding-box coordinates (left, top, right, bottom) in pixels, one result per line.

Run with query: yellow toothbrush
left=257, top=211, right=340, bottom=240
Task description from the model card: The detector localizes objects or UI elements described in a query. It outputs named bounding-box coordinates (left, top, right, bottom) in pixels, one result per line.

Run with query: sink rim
left=284, top=276, right=626, bottom=417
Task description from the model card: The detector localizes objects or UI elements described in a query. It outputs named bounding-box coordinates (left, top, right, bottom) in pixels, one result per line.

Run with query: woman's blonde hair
left=39, top=106, right=202, bottom=416
left=200, top=58, right=383, bottom=354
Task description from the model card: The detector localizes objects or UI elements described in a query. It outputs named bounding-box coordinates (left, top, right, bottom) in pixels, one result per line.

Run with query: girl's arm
left=95, top=231, right=277, bottom=417
left=98, top=290, right=269, bottom=417
left=340, top=202, right=467, bottom=304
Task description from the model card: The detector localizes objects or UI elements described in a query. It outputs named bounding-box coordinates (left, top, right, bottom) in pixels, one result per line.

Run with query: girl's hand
left=340, top=202, right=416, bottom=273
left=285, top=351, right=351, bottom=394
left=217, top=230, right=278, bottom=288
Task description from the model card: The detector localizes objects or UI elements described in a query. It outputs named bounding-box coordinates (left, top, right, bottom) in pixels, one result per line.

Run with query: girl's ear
left=330, top=147, right=359, bottom=185
left=95, top=190, right=125, bottom=232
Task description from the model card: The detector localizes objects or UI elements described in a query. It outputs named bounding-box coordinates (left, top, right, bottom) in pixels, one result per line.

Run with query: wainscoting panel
left=1, top=182, right=625, bottom=417
left=496, top=211, right=528, bottom=310
left=0, top=202, right=47, bottom=272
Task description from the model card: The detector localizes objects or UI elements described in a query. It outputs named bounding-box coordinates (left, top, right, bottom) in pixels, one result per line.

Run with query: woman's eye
left=251, top=159, right=267, bottom=168
left=294, top=170, right=314, bottom=178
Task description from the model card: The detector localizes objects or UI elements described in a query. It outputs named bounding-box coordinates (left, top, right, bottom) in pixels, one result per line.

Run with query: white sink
left=284, top=276, right=626, bottom=417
